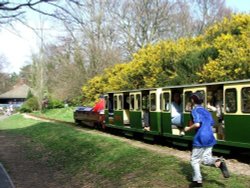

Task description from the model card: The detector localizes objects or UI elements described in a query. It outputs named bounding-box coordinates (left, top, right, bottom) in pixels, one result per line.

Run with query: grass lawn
left=32, top=107, right=75, bottom=122
left=1, top=114, right=250, bottom=187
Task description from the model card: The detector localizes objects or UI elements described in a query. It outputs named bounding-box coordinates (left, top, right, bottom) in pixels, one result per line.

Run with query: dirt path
left=0, top=132, right=66, bottom=188
left=0, top=115, right=8, bottom=121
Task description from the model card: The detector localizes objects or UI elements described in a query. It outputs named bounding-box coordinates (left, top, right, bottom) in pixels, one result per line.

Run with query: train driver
left=92, top=95, right=105, bottom=114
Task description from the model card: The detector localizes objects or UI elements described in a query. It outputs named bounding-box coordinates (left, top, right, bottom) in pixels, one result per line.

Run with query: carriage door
left=123, top=93, right=130, bottom=126
left=129, top=92, right=142, bottom=130
left=183, top=87, right=206, bottom=136
left=105, top=93, right=114, bottom=124
left=149, top=89, right=161, bottom=133
left=104, top=94, right=109, bottom=124
left=161, top=90, right=171, bottom=134
left=224, top=83, right=250, bottom=143
left=113, top=93, right=123, bottom=126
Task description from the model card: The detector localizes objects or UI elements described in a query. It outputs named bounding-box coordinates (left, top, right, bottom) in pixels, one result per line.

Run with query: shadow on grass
left=179, top=161, right=227, bottom=187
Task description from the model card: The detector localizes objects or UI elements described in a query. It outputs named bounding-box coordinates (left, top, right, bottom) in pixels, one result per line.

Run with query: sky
left=0, top=0, right=249, bottom=74
left=226, top=0, right=250, bottom=12
left=0, top=16, right=60, bottom=73
left=0, top=3, right=60, bottom=74
left=0, top=23, right=38, bottom=73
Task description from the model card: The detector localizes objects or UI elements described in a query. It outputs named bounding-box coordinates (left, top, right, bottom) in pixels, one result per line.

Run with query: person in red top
left=92, top=95, right=105, bottom=128
left=92, top=95, right=105, bottom=114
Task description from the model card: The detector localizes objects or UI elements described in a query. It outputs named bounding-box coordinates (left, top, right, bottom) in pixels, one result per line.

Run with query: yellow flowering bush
left=199, top=14, right=250, bottom=82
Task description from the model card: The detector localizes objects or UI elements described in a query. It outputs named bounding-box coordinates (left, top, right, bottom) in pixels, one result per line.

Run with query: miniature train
left=74, top=79, right=250, bottom=154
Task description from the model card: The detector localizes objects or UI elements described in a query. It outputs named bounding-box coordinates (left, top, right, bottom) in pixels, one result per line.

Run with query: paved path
left=0, top=163, right=15, bottom=188
left=0, top=115, right=8, bottom=121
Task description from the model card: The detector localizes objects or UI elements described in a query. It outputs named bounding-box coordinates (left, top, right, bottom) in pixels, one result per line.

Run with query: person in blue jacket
left=184, top=92, right=229, bottom=187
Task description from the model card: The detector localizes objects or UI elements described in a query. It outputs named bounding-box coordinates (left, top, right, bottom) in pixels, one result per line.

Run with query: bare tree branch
left=0, top=11, right=25, bottom=24
left=46, top=1, right=86, bottom=25
left=28, top=5, right=62, bottom=20
left=0, top=0, right=55, bottom=11
left=0, top=0, right=60, bottom=24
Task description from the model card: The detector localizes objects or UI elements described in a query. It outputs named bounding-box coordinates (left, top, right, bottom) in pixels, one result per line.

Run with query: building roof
left=0, top=84, right=31, bottom=99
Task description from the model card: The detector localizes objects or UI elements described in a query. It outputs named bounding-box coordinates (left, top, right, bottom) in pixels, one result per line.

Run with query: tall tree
left=191, top=0, right=232, bottom=34
left=2, top=0, right=234, bottom=104
left=44, top=40, right=88, bottom=102
left=0, top=54, right=12, bottom=93
left=111, top=0, right=176, bottom=57
left=53, top=0, right=123, bottom=78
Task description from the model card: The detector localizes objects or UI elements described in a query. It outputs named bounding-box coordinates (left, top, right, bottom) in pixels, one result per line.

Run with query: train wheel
left=75, top=119, right=82, bottom=126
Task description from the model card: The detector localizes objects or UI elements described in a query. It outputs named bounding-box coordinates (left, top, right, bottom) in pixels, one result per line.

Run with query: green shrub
left=26, top=90, right=34, bottom=99
left=19, top=97, right=39, bottom=113
left=19, top=105, right=32, bottom=113
left=47, top=98, right=64, bottom=109
left=68, top=96, right=83, bottom=106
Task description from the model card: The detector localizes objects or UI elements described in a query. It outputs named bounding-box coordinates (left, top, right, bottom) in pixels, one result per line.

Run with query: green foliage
left=68, top=96, right=83, bottom=106
left=171, top=47, right=219, bottom=85
left=19, top=97, right=39, bottom=113
left=26, top=90, right=34, bottom=99
left=47, top=98, right=64, bottom=109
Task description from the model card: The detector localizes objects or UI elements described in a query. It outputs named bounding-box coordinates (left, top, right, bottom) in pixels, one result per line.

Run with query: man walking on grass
left=184, top=92, right=229, bottom=188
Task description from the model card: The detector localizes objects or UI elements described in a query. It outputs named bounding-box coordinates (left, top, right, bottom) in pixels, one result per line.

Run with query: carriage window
left=242, top=87, right=250, bottom=113
left=130, top=95, right=134, bottom=110
left=185, top=91, right=192, bottom=112
left=225, top=89, right=237, bottom=113
left=114, top=96, right=118, bottom=110
left=105, top=96, right=108, bottom=109
left=162, top=92, right=170, bottom=111
left=124, top=95, right=130, bottom=109
left=118, top=95, right=123, bottom=110
left=135, top=94, right=141, bottom=110
left=142, top=95, right=149, bottom=110
left=196, top=90, right=205, bottom=106
left=150, top=93, right=156, bottom=111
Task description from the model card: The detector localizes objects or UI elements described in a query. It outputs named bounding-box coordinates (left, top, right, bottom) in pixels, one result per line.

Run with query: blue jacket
left=191, top=105, right=216, bottom=147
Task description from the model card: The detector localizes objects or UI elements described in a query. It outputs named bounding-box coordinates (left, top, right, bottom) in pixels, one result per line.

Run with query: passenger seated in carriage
left=207, top=90, right=225, bottom=140
left=142, top=95, right=150, bottom=131
left=171, top=92, right=184, bottom=135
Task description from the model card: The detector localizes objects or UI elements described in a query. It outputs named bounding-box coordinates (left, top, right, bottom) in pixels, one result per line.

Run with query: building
left=0, top=84, right=31, bottom=105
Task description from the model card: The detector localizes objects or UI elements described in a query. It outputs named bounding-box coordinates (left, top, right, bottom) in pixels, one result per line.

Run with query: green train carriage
left=104, top=80, right=250, bottom=154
